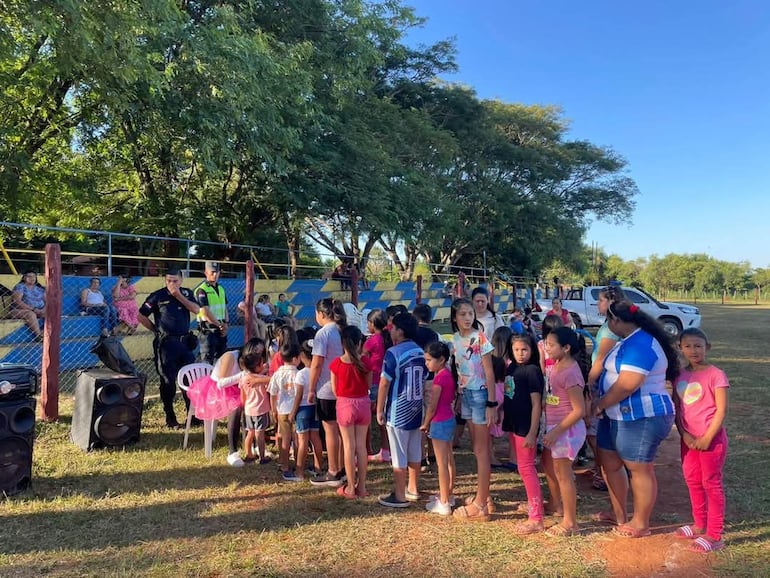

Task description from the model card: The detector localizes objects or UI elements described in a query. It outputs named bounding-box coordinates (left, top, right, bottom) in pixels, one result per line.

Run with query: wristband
left=486, top=401, right=499, bottom=408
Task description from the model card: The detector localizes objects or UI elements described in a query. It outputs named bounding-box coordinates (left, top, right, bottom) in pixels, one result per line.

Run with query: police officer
left=138, top=268, right=200, bottom=428
left=195, top=260, right=229, bottom=364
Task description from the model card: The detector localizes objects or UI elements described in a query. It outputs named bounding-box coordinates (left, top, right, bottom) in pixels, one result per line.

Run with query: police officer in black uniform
left=138, top=268, right=200, bottom=428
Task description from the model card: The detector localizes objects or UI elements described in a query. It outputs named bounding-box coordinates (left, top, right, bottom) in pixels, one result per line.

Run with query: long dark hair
left=367, top=308, right=392, bottom=349
left=341, top=325, right=367, bottom=373
left=240, top=337, right=266, bottom=372
left=491, top=326, right=512, bottom=383
left=471, top=286, right=497, bottom=316
left=510, top=333, right=540, bottom=368
left=450, top=297, right=480, bottom=333
left=316, top=297, right=347, bottom=332
left=608, top=301, right=680, bottom=382
left=550, top=327, right=589, bottom=382
left=426, top=341, right=456, bottom=393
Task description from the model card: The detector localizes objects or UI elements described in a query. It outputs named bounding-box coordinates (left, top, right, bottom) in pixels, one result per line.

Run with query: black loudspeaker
left=0, top=397, right=35, bottom=495
left=71, top=369, right=146, bottom=451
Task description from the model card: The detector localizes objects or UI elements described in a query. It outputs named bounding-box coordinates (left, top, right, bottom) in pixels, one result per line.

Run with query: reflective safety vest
left=196, top=282, right=227, bottom=323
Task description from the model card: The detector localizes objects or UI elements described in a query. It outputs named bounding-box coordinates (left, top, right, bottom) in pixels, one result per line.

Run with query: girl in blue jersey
left=450, top=298, right=497, bottom=521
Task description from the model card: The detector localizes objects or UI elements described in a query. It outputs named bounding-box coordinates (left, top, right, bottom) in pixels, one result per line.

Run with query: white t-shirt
left=476, top=310, right=504, bottom=343
left=268, top=364, right=299, bottom=415
left=312, top=322, right=344, bottom=400
left=295, top=367, right=312, bottom=407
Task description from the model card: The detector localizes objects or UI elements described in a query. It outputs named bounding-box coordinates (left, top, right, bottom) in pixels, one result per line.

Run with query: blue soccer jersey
left=381, top=340, right=426, bottom=430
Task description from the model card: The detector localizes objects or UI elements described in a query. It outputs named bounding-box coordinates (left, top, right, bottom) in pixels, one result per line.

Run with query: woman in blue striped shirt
left=592, top=301, right=680, bottom=539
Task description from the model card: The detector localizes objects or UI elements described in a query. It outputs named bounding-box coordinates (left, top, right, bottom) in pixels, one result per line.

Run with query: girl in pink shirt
left=673, top=328, right=729, bottom=553
left=542, top=327, right=586, bottom=536
left=363, top=309, right=392, bottom=461
left=420, top=341, right=456, bottom=516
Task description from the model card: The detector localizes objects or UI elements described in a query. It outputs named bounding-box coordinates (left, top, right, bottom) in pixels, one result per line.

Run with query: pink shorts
left=336, top=396, right=372, bottom=427
left=546, top=421, right=587, bottom=461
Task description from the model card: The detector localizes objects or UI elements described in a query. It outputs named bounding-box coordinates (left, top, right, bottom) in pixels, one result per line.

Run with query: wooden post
left=416, top=275, right=423, bottom=304
left=457, top=272, right=466, bottom=298
left=488, top=277, right=495, bottom=309
left=245, top=260, right=255, bottom=341
left=351, top=267, right=359, bottom=307
left=40, top=243, right=61, bottom=421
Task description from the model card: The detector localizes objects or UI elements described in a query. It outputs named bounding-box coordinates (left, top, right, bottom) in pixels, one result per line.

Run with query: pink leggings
left=681, top=428, right=727, bottom=541
left=511, top=434, right=543, bottom=522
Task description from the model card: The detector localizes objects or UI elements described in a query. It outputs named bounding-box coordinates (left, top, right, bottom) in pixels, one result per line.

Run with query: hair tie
left=629, top=305, right=639, bottom=314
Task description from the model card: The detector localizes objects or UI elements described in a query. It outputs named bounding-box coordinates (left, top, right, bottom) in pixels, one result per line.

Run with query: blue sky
left=402, top=0, right=770, bottom=268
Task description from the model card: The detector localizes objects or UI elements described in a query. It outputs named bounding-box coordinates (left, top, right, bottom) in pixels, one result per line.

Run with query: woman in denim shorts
left=592, top=301, right=680, bottom=538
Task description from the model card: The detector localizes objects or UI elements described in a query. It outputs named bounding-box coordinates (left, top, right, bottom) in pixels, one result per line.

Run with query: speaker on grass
left=71, top=369, right=146, bottom=451
left=0, top=396, right=35, bottom=495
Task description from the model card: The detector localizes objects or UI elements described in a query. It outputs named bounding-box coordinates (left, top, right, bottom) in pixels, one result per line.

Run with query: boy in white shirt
left=269, top=339, right=302, bottom=481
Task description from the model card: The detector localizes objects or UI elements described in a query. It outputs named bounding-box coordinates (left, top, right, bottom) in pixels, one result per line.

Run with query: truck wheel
left=570, top=313, right=583, bottom=330
left=659, top=317, right=682, bottom=338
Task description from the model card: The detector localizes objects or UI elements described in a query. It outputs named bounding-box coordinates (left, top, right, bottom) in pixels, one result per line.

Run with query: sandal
left=453, top=500, right=490, bottom=522
left=612, top=524, right=651, bottom=538
left=336, top=486, right=357, bottom=500
left=513, top=520, right=544, bottom=535
left=465, top=495, right=495, bottom=514
left=545, top=524, right=579, bottom=537
left=689, top=537, right=725, bottom=553
left=590, top=511, right=618, bottom=524
left=674, top=525, right=705, bottom=539
left=512, top=501, right=529, bottom=514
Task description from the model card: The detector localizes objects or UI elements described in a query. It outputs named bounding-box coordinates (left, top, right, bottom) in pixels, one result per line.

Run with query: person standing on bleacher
left=195, top=261, right=229, bottom=365
left=138, top=269, right=200, bottom=429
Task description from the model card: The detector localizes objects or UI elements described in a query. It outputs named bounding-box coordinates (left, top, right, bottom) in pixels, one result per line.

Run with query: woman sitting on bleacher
left=10, top=270, right=45, bottom=340
left=80, top=277, right=119, bottom=337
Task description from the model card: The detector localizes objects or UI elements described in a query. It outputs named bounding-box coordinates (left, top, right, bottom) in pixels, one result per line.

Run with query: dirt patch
left=580, top=429, right=717, bottom=577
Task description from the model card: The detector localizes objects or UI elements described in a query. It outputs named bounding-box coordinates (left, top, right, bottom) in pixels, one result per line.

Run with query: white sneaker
left=426, top=499, right=452, bottom=516
left=227, top=452, right=245, bottom=467
left=427, top=493, right=456, bottom=506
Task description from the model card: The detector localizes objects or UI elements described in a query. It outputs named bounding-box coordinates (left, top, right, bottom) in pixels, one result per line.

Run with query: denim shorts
left=460, top=388, right=489, bottom=426
left=597, top=414, right=675, bottom=463
left=294, top=405, right=319, bottom=434
left=429, top=417, right=455, bottom=442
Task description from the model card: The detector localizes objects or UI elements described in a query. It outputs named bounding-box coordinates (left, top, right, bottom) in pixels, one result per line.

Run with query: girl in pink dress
left=111, top=274, right=139, bottom=333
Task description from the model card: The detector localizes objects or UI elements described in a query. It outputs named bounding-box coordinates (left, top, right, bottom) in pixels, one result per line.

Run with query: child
left=292, top=339, right=324, bottom=477
left=490, top=326, right=513, bottom=470
left=377, top=312, right=426, bottom=508
left=331, top=325, right=372, bottom=498
left=268, top=338, right=302, bottom=481
left=238, top=342, right=271, bottom=464
left=420, top=341, right=457, bottom=516
left=502, top=333, right=546, bottom=534
left=363, top=309, right=392, bottom=462
left=672, top=328, right=729, bottom=553
left=538, top=314, right=564, bottom=378
left=541, top=326, right=586, bottom=536
left=450, top=298, right=497, bottom=521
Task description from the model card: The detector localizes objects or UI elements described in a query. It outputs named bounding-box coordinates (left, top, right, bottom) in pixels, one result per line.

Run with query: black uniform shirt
left=139, top=287, right=195, bottom=336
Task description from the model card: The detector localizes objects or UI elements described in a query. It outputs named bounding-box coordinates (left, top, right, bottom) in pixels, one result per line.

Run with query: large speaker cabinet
left=0, top=396, right=35, bottom=495
left=71, top=369, right=146, bottom=451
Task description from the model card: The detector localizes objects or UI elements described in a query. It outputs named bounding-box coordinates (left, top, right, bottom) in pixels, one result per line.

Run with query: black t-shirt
left=502, top=363, right=545, bottom=437
left=413, top=325, right=440, bottom=350
left=139, top=287, right=195, bottom=336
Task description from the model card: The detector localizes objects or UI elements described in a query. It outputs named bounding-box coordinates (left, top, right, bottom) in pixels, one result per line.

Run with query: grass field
left=1, top=304, right=768, bottom=577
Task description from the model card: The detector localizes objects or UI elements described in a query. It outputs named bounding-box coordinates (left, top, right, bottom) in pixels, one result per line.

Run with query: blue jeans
left=597, top=414, right=675, bottom=463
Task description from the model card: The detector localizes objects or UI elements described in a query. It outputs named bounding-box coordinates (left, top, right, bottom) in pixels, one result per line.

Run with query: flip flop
left=513, top=520, right=544, bottom=535
left=336, top=486, right=357, bottom=500
left=689, top=537, right=725, bottom=553
left=674, top=525, right=704, bottom=539
left=612, top=524, right=651, bottom=538
left=545, top=524, right=579, bottom=537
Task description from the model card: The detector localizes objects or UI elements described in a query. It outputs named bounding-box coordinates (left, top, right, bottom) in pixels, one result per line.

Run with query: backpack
left=90, top=335, right=137, bottom=375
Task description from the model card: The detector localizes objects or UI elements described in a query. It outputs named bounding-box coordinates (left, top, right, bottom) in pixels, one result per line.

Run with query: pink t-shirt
left=363, top=333, right=385, bottom=386
left=545, top=361, right=584, bottom=427
left=675, top=365, right=729, bottom=438
left=431, top=368, right=456, bottom=423
left=242, top=377, right=270, bottom=417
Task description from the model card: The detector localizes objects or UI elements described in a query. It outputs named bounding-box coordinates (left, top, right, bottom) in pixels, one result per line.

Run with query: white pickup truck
left=537, top=286, right=701, bottom=337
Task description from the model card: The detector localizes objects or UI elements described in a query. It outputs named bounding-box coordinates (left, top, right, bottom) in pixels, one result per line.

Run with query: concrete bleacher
left=0, top=274, right=524, bottom=379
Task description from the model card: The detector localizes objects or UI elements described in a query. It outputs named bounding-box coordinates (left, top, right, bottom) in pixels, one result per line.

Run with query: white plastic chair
left=176, top=362, right=215, bottom=457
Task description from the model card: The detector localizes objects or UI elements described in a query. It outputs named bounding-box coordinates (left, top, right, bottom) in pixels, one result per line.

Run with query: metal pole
left=107, top=233, right=113, bottom=276
left=483, top=250, right=487, bottom=283
left=186, top=240, right=191, bottom=276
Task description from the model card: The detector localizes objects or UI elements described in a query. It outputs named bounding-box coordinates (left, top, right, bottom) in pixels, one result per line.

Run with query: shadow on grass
left=1, top=485, right=388, bottom=556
